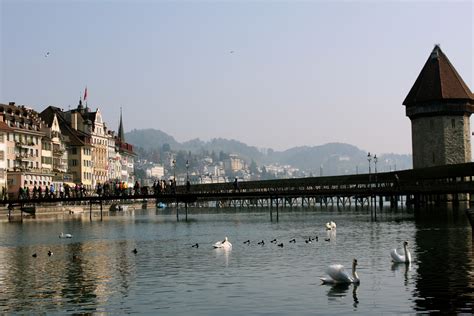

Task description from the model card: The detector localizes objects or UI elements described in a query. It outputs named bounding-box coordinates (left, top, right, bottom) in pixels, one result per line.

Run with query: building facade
left=0, top=102, right=54, bottom=198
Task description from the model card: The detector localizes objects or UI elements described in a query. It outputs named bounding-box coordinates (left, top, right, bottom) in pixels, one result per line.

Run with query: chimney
left=9, top=102, right=15, bottom=106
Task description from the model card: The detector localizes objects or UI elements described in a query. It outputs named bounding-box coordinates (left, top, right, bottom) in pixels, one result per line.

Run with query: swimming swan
left=321, top=259, right=360, bottom=284
left=59, top=232, right=73, bottom=238
left=325, top=221, right=337, bottom=230
left=390, top=241, right=411, bottom=263
left=213, top=236, right=232, bottom=249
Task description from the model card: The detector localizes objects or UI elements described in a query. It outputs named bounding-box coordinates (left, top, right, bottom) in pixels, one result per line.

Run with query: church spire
left=118, top=107, right=125, bottom=142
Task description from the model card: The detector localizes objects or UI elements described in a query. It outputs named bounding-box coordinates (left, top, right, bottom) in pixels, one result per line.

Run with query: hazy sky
left=1, top=0, right=472, bottom=155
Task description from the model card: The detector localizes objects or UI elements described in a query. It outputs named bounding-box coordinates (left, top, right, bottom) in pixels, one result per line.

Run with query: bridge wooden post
left=176, top=197, right=179, bottom=222
left=100, top=200, right=103, bottom=221
left=185, top=202, right=188, bottom=221
left=270, top=198, right=273, bottom=221
left=374, top=199, right=377, bottom=221
left=276, top=198, right=279, bottom=222
left=89, top=201, right=92, bottom=221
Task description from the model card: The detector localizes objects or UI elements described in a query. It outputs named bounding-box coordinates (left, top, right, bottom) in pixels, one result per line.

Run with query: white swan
left=321, top=259, right=360, bottom=284
left=213, top=236, right=232, bottom=249
left=59, top=232, right=73, bottom=238
left=325, top=221, right=337, bottom=230
left=390, top=241, right=411, bottom=263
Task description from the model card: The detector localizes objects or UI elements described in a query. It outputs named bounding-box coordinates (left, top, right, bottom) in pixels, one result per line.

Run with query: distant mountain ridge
left=126, top=128, right=412, bottom=174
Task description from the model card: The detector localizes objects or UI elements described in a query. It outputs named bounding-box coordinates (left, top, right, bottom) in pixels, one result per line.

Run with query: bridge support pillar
left=270, top=198, right=273, bottom=221
left=276, top=198, right=279, bottom=222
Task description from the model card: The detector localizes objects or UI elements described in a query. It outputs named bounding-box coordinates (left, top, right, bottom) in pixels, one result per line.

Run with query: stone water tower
left=403, top=45, right=474, bottom=169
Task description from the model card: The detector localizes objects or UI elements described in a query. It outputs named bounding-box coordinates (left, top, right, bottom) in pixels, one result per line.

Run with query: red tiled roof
left=0, top=120, right=12, bottom=132
left=403, top=45, right=474, bottom=106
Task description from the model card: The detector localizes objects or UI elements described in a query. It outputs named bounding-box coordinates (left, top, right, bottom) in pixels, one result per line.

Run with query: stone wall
left=411, top=114, right=471, bottom=168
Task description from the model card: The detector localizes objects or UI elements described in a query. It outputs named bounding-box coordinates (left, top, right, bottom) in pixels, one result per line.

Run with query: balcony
left=15, top=153, right=35, bottom=161
left=53, top=148, right=66, bottom=155
left=15, top=141, right=36, bottom=148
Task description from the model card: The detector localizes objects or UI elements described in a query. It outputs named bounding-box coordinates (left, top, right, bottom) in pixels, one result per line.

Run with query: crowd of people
left=15, top=178, right=189, bottom=200
left=17, top=181, right=141, bottom=200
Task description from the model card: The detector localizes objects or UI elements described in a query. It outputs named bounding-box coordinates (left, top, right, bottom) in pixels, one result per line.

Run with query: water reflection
left=391, top=262, right=412, bottom=287
left=214, top=248, right=231, bottom=267
left=326, top=229, right=336, bottom=242
left=413, top=206, right=474, bottom=313
left=1, top=207, right=473, bottom=314
left=325, top=283, right=359, bottom=308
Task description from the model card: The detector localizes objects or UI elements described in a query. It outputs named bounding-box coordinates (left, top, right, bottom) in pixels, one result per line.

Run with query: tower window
left=451, top=119, right=455, bottom=128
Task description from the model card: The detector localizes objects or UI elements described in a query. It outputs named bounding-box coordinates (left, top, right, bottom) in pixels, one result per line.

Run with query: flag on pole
left=84, top=87, right=88, bottom=101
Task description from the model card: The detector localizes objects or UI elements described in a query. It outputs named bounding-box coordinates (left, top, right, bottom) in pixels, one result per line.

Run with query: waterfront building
left=404, top=45, right=474, bottom=168
left=41, top=102, right=93, bottom=190
left=107, top=130, right=121, bottom=181
left=83, top=108, right=108, bottom=188
left=147, top=165, right=164, bottom=179
left=39, top=110, right=72, bottom=189
left=224, top=154, right=245, bottom=173
left=0, top=121, right=6, bottom=197
left=116, top=109, right=135, bottom=186
left=0, top=102, right=52, bottom=198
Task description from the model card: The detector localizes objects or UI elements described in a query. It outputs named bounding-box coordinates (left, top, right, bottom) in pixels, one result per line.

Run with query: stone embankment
left=0, top=202, right=144, bottom=222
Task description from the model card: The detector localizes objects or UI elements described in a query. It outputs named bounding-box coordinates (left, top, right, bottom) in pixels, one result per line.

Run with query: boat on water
left=156, top=202, right=166, bottom=209
left=110, top=204, right=128, bottom=212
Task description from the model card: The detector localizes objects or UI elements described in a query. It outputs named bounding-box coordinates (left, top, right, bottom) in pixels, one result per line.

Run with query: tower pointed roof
left=118, top=107, right=125, bottom=142
left=403, top=45, right=474, bottom=107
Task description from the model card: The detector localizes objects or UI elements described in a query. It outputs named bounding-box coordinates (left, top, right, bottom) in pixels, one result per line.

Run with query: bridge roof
left=403, top=45, right=474, bottom=107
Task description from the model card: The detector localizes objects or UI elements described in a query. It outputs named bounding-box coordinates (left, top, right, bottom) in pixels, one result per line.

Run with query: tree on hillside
left=249, top=160, right=258, bottom=174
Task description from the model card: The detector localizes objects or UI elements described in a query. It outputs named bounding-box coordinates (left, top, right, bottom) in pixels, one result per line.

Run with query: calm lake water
left=0, top=206, right=473, bottom=315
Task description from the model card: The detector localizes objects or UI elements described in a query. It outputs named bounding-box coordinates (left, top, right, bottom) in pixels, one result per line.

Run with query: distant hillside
left=126, top=128, right=180, bottom=149
left=271, top=143, right=411, bottom=175
left=125, top=128, right=412, bottom=175
left=182, top=138, right=268, bottom=164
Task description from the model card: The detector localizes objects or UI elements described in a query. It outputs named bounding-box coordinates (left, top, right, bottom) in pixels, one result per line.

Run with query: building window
left=72, top=148, right=77, bottom=155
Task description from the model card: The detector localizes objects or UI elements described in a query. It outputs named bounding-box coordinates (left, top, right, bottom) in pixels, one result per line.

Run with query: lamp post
left=374, top=154, right=378, bottom=174
left=186, top=160, right=189, bottom=184
left=172, top=158, right=176, bottom=184
left=374, top=154, right=378, bottom=188
left=367, top=152, right=372, bottom=174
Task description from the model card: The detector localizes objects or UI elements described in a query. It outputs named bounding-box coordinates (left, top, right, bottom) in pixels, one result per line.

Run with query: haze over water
left=0, top=206, right=472, bottom=314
